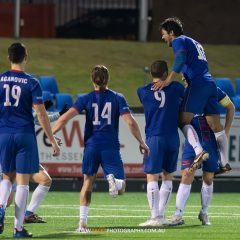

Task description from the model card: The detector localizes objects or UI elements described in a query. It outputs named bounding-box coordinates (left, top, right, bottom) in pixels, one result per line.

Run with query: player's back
left=137, top=81, right=184, bottom=138
left=0, top=70, right=41, bottom=133
left=73, top=89, right=130, bottom=150
left=172, top=35, right=212, bottom=83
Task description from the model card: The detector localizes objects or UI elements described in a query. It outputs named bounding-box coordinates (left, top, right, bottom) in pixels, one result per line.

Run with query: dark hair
left=92, top=65, right=109, bottom=87
left=160, top=17, right=184, bottom=36
left=8, top=42, right=27, bottom=64
left=151, top=60, right=168, bottom=79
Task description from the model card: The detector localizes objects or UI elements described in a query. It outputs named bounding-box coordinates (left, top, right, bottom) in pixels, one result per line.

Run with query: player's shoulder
left=170, top=81, right=184, bottom=90
left=137, top=83, right=152, bottom=93
left=107, top=89, right=126, bottom=99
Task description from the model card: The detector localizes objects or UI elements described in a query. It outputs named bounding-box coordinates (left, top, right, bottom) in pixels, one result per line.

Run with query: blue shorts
left=182, top=140, right=220, bottom=172
left=144, top=135, right=179, bottom=174
left=82, top=147, right=125, bottom=179
left=181, top=81, right=220, bottom=115
left=0, top=133, right=39, bottom=174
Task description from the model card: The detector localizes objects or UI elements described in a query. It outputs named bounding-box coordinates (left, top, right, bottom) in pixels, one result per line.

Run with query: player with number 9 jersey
left=138, top=62, right=184, bottom=174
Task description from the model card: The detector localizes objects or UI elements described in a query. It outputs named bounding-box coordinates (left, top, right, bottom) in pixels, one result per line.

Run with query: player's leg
left=76, top=147, right=100, bottom=232
left=169, top=140, right=195, bottom=226
left=139, top=136, right=165, bottom=227
left=101, top=149, right=126, bottom=197
left=205, top=114, right=231, bottom=171
left=179, top=85, right=210, bottom=167
left=159, top=135, right=181, bottom=220
left=24, top=165, right=52, bottom=223
left=77, top=174, right=96, bottom=232
left=199, top=171, right=214, bottom=225
left=0, top=133, right=16, bottom=234
left=0, top=173, right=14, bottom=234
left=13, top=133, right=39, bottom=238
left=159, top=171, right=173, bottom=218
left=199, top=146, right=218, bottom=226
left=170, top=169, right=194, bottom=225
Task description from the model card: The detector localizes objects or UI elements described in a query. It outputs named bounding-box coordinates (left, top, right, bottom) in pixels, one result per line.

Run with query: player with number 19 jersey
left=137, top=81, right=184, bottom=174
left=0, top=70, right=43, bottom=133
left=0, top=70, right=43, bottom=174
left=73, top=89, right=130, bottom=178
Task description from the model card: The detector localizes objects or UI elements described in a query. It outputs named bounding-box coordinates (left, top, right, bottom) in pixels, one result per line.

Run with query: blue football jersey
left=137, top=81, right=184, bottom=138
left=0, top=70, right=43, bottom=133
left=73, top=89, right=130, bottom=150
left=172, top=35, right=212, bottom=84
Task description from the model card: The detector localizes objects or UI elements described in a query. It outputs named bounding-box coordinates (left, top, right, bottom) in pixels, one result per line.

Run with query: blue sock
left=25, top=210, right=33, bottom=216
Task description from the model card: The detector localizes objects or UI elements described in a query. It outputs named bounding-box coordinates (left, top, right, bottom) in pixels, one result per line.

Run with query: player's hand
left=139, top=142, right=150, bottom=156
left=59, top=104, right=69, bottom=116
left=54, top=135, right=62, bottom=146
left=44, top=100, right=54, bottom=110
left=152, top=79, right=170, bottom=91
left=52, top=141, right=60, bottom=157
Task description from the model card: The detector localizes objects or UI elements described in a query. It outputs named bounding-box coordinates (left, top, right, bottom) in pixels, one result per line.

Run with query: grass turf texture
left=1, top=38, right=240, bottom=106
left=1, top=192, right=240, bottom=239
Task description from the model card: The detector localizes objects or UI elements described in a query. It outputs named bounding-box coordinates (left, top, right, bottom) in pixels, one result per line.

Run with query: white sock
left=0, top=179, right=12, bottom=209
left=147, top=181, right=159, bottom=219
left=79, top=206, right=89, bottom=227
left=201, top=181, right=213, bottom=214
left=115, top=179, right=123, bottom=191
left=175, top=183, right=192, bottom=216
left=182, top=124, right=203, bottom=155
left=214, top=130, right=229, bottom=167
left=15, top=185, right=29, bottom=231
left=159, top=180, right=172, bottom=217
left=26, top=185, right=50, bottom=213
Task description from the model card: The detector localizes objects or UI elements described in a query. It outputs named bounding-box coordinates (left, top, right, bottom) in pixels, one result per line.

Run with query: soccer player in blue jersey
left=169, top=79, right=235, bottom=226
left=0, top=42, right=60, bottom=238
left=52, top=65, right=149, bottom=232
left=153, top=17, right=231, bottom=173
left=0, top=102, right=67, bottom=224
left=137, top=60, right=184, bottom=226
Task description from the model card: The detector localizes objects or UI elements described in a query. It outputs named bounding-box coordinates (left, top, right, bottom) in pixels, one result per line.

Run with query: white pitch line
left=38, top=204, right=240, bottom=208
left=5, top=215, right=240, bottom=218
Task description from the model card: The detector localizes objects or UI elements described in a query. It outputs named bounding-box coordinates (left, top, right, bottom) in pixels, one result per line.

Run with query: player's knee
left=202, top=177, right=213, bottom=186
left=40, top=175, right=52, bottom=187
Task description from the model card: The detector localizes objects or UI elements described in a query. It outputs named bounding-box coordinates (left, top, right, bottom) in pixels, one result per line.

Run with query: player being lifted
left=137, top=60, right=184, bottom=226
left=153, top=17, right=231, bottom=173
left=52, top=65, right=149, bottom=232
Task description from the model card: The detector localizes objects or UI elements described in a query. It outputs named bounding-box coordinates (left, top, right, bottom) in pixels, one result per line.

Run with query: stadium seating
left=55, top=93, right=73, bottom=111
left=235, top=78, right=240, bottom=96
left=215, top=78, right=235, bottom=99
left=39, top=76, right=59, bottom=97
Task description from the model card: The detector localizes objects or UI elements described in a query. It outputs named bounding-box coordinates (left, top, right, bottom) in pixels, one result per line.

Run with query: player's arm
left=52, top=107, right=78, bottom=134
left=33, top=103, right=60, bottom=156
left=121, top=113, right=150, bottom=156
left=219, top=96, right=235, bottom=137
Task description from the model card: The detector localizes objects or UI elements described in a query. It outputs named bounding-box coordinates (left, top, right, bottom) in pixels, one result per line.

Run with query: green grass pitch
left=1, top=191, right=240, bottom=239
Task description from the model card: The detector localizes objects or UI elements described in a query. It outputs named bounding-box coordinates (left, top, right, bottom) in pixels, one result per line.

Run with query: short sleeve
left=73, top=94, right=87, bottom=113
left=172, top=37, right=187, bottom=55
left=217, top=87, right=231, bottom=107
left=118, top=93, right=130, bottom=115
left=32, top=80, right=43, bottom=104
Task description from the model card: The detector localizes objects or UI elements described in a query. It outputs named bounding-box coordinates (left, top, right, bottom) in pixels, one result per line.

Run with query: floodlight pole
left=14, top=0, right=21, bottom=39
left=138, top=0, right=148, bottom=42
